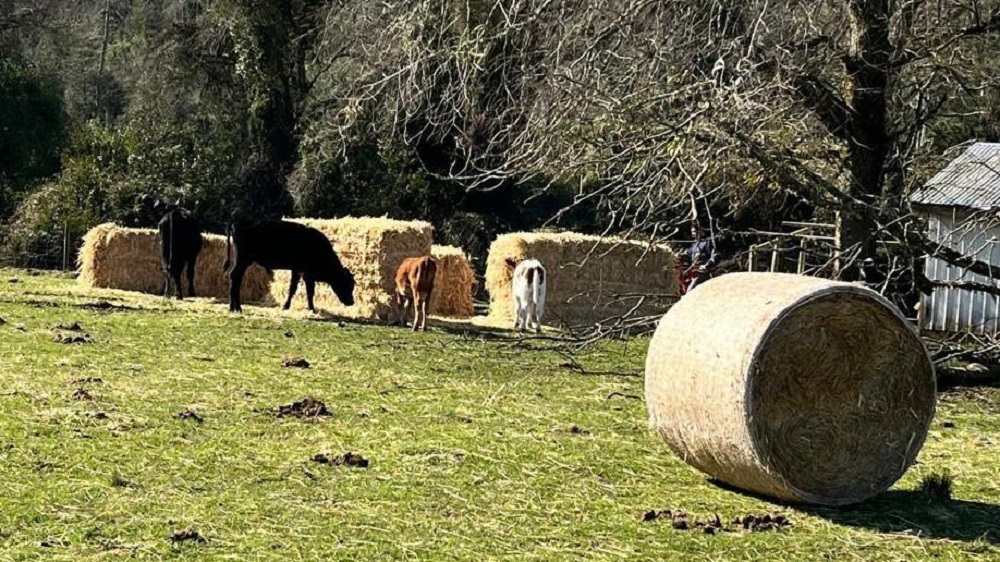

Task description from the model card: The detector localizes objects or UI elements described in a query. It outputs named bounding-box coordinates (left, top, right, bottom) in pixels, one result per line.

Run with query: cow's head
left=327, top=259, right=356, bottom=307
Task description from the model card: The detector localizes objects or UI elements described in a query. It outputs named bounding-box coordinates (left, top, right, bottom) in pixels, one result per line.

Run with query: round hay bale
left=644, top=272, right=935, bottom=506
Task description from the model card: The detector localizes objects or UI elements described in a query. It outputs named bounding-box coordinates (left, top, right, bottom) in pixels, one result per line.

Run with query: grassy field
left=0, top=268, right=997, bottom=560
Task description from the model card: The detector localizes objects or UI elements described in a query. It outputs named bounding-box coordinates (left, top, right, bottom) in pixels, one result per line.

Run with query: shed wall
left=921, top=207, right=1000, bottom=333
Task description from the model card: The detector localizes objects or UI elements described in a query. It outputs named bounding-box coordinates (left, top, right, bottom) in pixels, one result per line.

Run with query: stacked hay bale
left=77, top=223, right=272, bottom=301
left=429, top=245, right=477, bottom=318
left=645, top=273, right=936, bottom=506
left=484, top=232, right=676, bottom=327
left=271, top=217, right=433, bottom=319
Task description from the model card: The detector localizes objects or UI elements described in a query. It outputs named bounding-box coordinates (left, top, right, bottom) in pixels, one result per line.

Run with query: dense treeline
left=2, top=1, right=999, bottom=276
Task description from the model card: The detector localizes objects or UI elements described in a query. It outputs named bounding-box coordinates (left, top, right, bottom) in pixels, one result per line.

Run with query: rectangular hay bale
left=484, top=231, right=677, bottom=328
left=429, top=245, right=477, bottom=318
left=77, top=222, right=272, bottom=302
left=270, top=217, right=433, bottom=320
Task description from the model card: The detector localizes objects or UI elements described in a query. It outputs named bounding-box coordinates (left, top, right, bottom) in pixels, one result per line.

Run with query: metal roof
left=910, top=143, right=1000, bottom=210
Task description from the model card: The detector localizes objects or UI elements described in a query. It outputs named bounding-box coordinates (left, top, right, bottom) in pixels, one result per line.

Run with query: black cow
left=223, top=219, right=356, bottom=313
left=140, top=195, right=203, bottom=300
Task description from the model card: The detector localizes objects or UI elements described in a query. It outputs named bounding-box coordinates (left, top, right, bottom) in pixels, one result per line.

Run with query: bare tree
left=307, top=1, right=998, bottom=255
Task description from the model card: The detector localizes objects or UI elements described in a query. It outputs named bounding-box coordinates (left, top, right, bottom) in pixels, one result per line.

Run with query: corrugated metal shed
left=910, top=143, right=1000, bottom=210
left=912, top=143, right=1000, bottom=333
left=919, top=208, right=1000, bottom=334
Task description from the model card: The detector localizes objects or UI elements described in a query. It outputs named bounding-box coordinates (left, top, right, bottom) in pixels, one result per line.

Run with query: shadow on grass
left=304, top=309, right=516, bottom=339
left=804, top=491, right=1000, bottom=544
left=937, top=372, right=1000, bottom=390
left=708, top=479, right=999, bottom=544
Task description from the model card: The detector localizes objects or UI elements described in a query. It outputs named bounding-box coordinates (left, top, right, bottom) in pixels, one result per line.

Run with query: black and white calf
left=505, top=257, right=547, bottom=333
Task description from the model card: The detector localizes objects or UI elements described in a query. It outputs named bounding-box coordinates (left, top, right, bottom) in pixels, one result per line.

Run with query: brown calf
left=393, top=256, right=437, bottom=331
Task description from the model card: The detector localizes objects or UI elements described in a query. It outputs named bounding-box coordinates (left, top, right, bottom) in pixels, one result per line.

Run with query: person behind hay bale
left=224, top=219, right=356, bottom=313
left=646, top=273, right=936, bottom=506
left=677, top=222, right=717, bottom=295
left=139, top=195, right=203, bottom=300
left=392, top=255, right=437, bottom=331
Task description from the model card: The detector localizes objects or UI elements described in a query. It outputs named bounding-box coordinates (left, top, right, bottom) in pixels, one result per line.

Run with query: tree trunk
left=837, top=0, right=894, bottom=264
left=238, top=0, right=299, bottom=218
left=95, top=0, right=112, bottom=119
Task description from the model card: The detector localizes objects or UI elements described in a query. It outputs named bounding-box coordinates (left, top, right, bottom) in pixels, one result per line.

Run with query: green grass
left=0, top=268, right=998, bottom=560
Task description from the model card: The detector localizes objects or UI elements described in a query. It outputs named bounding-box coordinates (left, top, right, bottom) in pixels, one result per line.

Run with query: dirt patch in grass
left=175, top=410, right=205, bottom=423
left=53, top=332, right=93, bottom=344
left=169, top=530, right=205, bottom=544
left=643, top=509, right=791, bottom=534
left=282, top=356, right=310, bottom=368
left=53, top=321, right=83, bottom=331
left=275, top=397, right=330, bottom=418
left=71, top=377, right=104, bottom=384
left=311, top=452, right=369, bottom=468
left=732, top=513, right=791, bottom=532
left=72, top=388, right=93, bottom=401
left=79, top=300, right=134, bottom=313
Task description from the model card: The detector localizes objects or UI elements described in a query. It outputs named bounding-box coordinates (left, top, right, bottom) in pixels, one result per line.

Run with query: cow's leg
left=419, top=294, right=430, bottom=331
left=229, top=261, right=249, bottom=313
left=161, top=253, right=172, bottom=298
left=389, top=289, right=406, bottom=326
left=404, top=295, right=414, bottom=330
left=186, top=256, right=197, bottom=298
left=283, top=271, right=301, bottom=310
left=410, top=289, right=419, bottom=332
left=524, top=301, right=536, bottom=333
left=171, top=261, right=185, bottom=300
left=304, top=274, right=317, bottom=312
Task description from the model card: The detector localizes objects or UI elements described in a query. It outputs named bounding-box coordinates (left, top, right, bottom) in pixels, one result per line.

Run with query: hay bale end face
left=484, top=232, right=676, bottom=327
left=77, top=223, right=271, bottom=301
left=271, top=217, right=433, bottom=320
left=644, top=272, right=936, bottom=506
left=429, top=245, right=476, bottom=318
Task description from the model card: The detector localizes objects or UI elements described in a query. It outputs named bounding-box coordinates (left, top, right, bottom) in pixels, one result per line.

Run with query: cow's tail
left=222, top=223, right=232, bottom=274
left=414, top=258, right=428, bottom=289
left=532, top=266, right=544, bottom=307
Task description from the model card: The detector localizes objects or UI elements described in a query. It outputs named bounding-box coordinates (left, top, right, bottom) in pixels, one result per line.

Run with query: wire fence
left=0, top=221, right=81, bottom=272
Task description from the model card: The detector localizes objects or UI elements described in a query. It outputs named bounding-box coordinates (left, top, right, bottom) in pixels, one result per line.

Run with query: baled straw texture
left=644, top=272, right=936, bottom=506
left=484, top=232, right=676, bottom=327
left=429, top=245, right=476, bottom=318
left=77, top=223, right=271, bottom=302
left=271, top=217, right=433, bottom=319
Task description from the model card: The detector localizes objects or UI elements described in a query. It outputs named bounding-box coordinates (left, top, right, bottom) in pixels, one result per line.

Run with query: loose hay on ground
left=270, top=217, right=433, bottom=320
left=644, top=272, right=936, bottom=506
left=77, top=223, right=271, bottom=302
left=429, top=245, right=476, bottom=318
left=484, top=231, right=676, bottom=328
